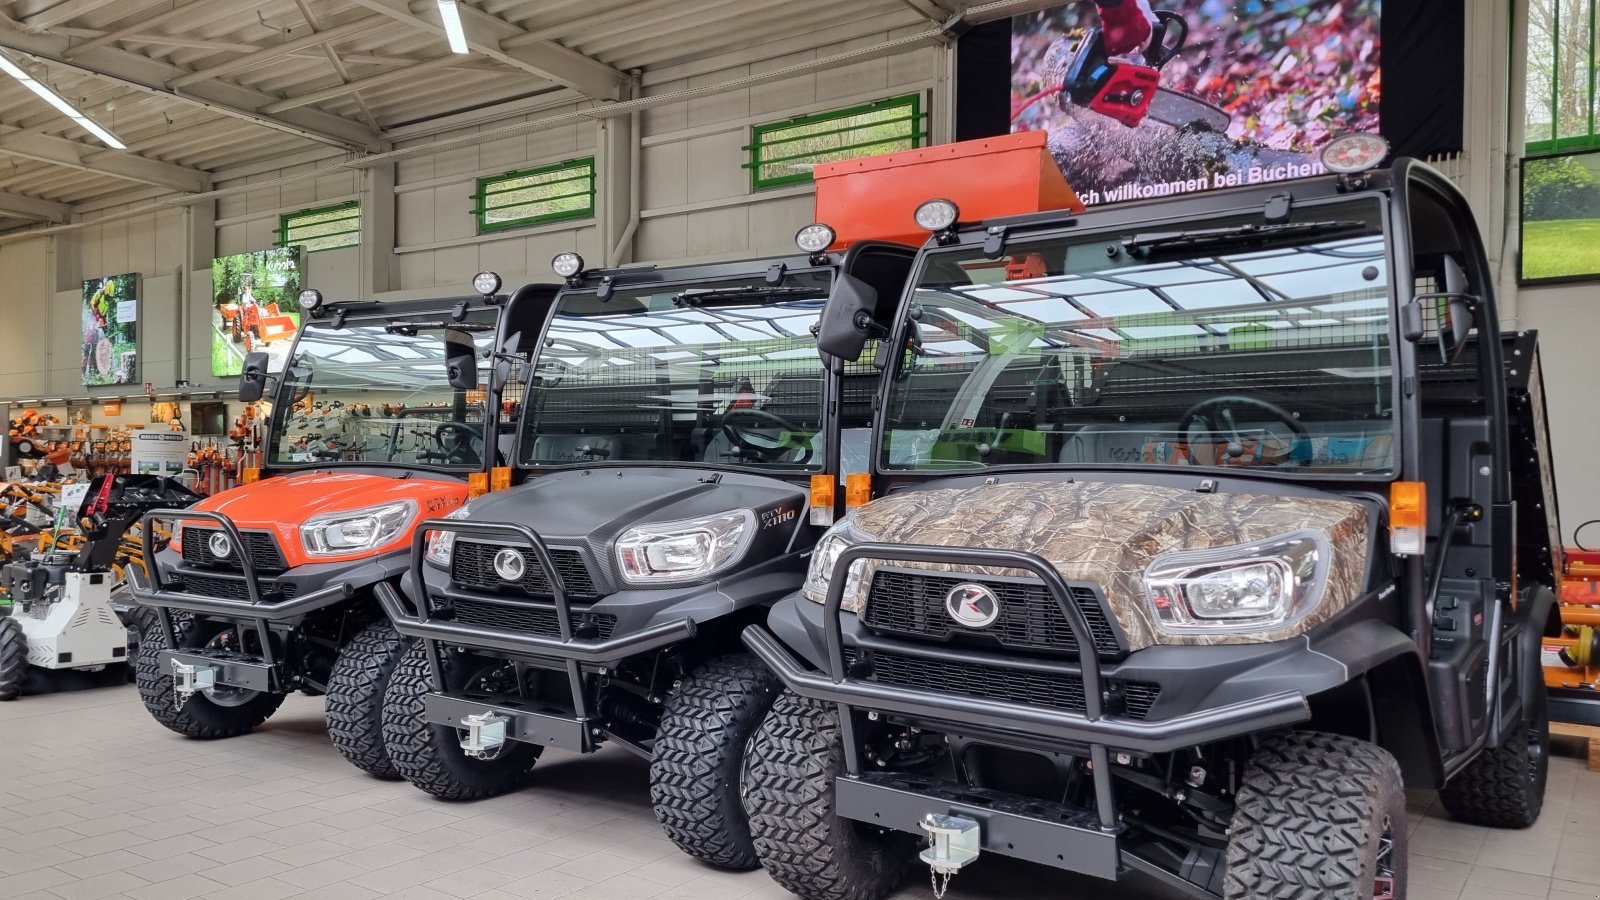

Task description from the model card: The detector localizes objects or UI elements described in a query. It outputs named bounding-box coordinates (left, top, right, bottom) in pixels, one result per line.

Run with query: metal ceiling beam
left=0, top=21, right=384, bottom=151
left=288, top=0, right=382, bottom=132
left=0, top=188, right=71, bottom=222
left=0, top=123, right=209, bottom=191
left=64, top=0, right=269, bottom=58
left=54, top=28, right=260, bottom=53
left=166, top=15, right=390, bottom=89
left=898, top=0, right=962, bottom=26
left=343, top=0, right=627, bottom=101
left=21, top=0, right=124, bottom=33
left=259, top=55, right=457, bottom=113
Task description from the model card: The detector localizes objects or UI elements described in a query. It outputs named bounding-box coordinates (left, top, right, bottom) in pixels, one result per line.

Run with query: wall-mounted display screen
left=1521, top=149, right=1600, bottom=284
left=1007, top=0, right=1380, bottom=206
left=210, top=247, right=303, bottom=377
left=957, top=1, right=1463, bottom=207
left=82, top=273, right=138, bottom=386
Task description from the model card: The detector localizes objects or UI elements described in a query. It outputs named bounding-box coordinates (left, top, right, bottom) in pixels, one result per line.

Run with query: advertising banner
left=211, top=247, right=303, bottom=377
left=1009, top=0, right=1381, bottom=205
left=82, top=273, right=139, bottom=386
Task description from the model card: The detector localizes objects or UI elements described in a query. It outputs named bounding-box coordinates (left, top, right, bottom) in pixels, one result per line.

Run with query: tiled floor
left=0, top=684, right=1590, bottom=900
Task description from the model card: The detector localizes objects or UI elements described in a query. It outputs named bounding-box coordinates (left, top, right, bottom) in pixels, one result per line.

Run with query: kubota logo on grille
left=208, top=532, right=232, bottom=559
left=492, top=547, right=526, bottom=582
left=944, top=582, right=1000, bottom=628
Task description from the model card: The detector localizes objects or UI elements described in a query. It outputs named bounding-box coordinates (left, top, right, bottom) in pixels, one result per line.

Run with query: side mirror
left=238, top=351, right=270, bottom=402
left=444, top=331, right=479, bottom=391
left=815, top=273, right=880, bottom=363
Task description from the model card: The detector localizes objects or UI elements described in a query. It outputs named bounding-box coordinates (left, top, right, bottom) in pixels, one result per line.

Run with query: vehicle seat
left=529, top=434, right=623, bottom=462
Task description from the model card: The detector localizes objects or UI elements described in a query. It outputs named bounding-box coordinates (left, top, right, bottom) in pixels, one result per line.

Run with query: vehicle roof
left=928, top=160, right=1453, bottom=249
left=310, top=293, right=509, bottom=325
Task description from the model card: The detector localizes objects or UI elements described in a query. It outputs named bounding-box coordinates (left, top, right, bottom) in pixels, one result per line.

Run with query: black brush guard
left=129, top=508, right=354, bottom=674
left=374, top=518, right=699, bottom=754
left=743, top=542, right=1311, bottom=892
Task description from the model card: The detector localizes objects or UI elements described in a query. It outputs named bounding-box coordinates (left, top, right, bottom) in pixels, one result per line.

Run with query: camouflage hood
left=844, top=481, right=1369, bottom=649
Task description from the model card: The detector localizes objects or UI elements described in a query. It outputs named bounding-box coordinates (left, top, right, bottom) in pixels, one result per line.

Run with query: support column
left=183, top=199, right=218, bottom=386
left=361, top=161, right=396, bottom=296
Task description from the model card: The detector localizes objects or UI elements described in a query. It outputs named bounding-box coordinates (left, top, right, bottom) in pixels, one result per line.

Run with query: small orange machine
left=811, top=131, right=1085, bottom=251
left=1544, top=545, right=1600, bottom=689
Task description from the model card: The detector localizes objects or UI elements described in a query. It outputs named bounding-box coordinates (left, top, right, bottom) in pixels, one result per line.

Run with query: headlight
left=615, top=510, right=754, bottom=583
left=301, top=501, right=416, bottom=556
left=1143, top=530, right=1329, bottom=633
left=423, top=503, right=473, bottom=569
left=802, top=519, right=875, bottom=605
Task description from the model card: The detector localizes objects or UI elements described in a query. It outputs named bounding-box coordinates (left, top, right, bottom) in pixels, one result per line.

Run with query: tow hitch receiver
left=170, top=659, right=217, bottom=703
left=460, top=712, right=508, bottom=758
left=920, top=813, right=980, bottom=898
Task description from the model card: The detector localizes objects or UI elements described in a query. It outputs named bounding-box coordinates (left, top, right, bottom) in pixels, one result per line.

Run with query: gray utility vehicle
left=374, top=245, right=913, bottom=869
left=128, top=276, right=552, bottom=779
left=737, top=147, right=1563, bottom=900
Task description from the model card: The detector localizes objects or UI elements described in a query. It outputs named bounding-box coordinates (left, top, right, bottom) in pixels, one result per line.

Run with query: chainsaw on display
left=1013, top=0, right=1230, bottom=132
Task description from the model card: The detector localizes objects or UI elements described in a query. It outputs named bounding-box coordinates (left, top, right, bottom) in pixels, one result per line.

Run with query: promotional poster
left=211, top=247, right=303, bottom=377
left=1521, top=149, right=1600, bottom=284
left=1010, top=0, right=1381, bottom=205
left=81, top=272, right=138, bottom=386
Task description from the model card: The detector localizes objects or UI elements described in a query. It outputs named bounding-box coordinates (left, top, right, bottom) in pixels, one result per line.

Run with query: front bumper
left=754, top=541, right=1322, bottom=892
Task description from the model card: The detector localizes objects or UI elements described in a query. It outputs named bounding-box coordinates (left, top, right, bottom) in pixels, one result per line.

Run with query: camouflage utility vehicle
left=130, top=276, right=551, bottom=778
left=374, top=243, right=912, bottom=869
left=736, top=138, right=1562, bottom=900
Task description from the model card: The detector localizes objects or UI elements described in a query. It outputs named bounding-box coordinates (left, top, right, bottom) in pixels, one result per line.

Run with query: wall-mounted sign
left=82, top=273, right=139, bottom=386
left=211, top=247, right=303, bottom=377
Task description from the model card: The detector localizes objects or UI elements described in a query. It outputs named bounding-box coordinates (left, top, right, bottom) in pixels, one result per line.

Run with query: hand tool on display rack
left=1544, top=523, right=1600, bottom=694
left=1011, top=0, right=1229, bottom=132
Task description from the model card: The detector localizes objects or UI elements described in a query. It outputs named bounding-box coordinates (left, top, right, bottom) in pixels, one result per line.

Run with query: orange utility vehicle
left=128, top=275, right=554, bottom=777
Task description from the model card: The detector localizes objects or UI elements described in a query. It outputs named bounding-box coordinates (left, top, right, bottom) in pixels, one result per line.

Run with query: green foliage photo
left=1522, top=152, right=1600, bottom=281
left=81, top=272, right=138, bottom=386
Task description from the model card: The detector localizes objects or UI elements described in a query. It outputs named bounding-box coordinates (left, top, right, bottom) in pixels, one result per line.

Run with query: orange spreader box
left=814, top=131, right=1086, bottom=250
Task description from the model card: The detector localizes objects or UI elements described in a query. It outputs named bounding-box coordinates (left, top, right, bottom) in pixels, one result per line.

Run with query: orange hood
left=190, top=471, right=467, bottom=567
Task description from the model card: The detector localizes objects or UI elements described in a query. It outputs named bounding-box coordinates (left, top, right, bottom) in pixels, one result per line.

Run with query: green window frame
left=1526, top=0, right=1599, bottom=154
left=277, top=201, right=360, bottom=253
left=745, top=94, right=927, bottom=190
left=475, top=157, right=597, bottom=233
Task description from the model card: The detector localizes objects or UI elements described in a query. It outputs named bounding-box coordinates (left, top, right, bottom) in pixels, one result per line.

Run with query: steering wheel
left=719, top=408, right=811, bottom=464
left=1176, top=396, right=1307, bottom=465
left=432, top=422, right=482, bottom=466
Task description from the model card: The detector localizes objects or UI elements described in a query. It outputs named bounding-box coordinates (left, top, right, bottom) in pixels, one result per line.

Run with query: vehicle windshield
left=269, top=307, right=499, bottom=469
left=519, top=271, right=834, bottom=471
left=882, top=200, right=1396, bottom=476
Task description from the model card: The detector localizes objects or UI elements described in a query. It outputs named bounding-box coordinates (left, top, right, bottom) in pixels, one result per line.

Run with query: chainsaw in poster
left=1010, top=0, right=1381, bottom=206
left=81, top=273, right=139, bottom=386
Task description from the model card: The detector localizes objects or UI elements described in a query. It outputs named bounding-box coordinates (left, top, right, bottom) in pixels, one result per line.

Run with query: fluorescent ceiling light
left=437, top=0, right=469, bottom=54
left=0, top=53, right=125, bottom=149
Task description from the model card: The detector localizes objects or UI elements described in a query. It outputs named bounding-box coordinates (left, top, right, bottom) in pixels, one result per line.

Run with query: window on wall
left=746, top=94, right=927, bottom=190
left=1522, top=0, right=1600, bottom=282
left=1526, top=0, right=1597, bottom=153
left=476, top=157, right=596, bottom=233
left=278, top=201, right=360, bottom=252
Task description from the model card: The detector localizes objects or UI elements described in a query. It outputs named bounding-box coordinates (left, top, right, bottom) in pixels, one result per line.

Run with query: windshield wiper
left=384, top=320, right=494, bottom=336
left=1121, top=220, right=1368, bottom=255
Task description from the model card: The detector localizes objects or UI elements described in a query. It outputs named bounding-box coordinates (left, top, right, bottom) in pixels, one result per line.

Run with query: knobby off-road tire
left=1439, top=684, right=1549, bottom=828
left=743, top=691, right=914, bottom=900
left=381, top=642, right=541, bottom=800
left=1224, top=731, right=1408, bottom=900
left=326, top=620, right=411, bottom=779
left=0, top=615, right=26, bottom=700
left=131, top=607, right=284, bottom=739
left=650, top=653, right=780, bottom=869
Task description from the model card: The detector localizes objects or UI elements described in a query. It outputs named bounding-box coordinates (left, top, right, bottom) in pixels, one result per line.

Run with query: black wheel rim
left=1372, top=815, right=1396, bottom=900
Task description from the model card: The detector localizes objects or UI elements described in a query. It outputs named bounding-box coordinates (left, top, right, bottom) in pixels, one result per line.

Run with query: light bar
left=437, top=0, right=469, bottom=55
left=0, top=53, right=125, bottom=150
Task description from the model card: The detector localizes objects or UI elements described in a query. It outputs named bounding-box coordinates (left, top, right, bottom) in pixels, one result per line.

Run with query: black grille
left=849, top=650, right=1159, bottom=720
left=451, top=543, right=596, bottom=597
left=181, top=528, right=288, bottom=575
left=169, top=573, right=299, bottom=601
left=863, top=570, right=1121, bottom=655
left=451, top=598, right=616, bottom=640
